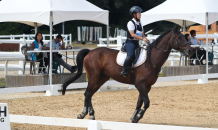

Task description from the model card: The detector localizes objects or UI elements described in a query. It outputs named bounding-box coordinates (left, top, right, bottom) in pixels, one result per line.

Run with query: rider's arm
left=129, top=31, right=149, bottom=43
left=129, top=31, right=143, bottom=40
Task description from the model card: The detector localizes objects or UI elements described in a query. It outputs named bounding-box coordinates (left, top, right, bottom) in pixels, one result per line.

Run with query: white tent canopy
left=0, top=0, right=109, bottom=26
left=141, top=0, right=218, bottom=74
left=141, top=0, right=218, bottom=27
left=0, top=0, right=109, bottom=85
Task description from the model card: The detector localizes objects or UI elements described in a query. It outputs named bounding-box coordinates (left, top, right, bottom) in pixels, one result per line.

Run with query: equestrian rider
left=120, top=6, right=150, bottom=77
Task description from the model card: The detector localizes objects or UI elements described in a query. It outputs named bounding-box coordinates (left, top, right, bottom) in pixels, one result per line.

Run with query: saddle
left=121, top=43, right=141, bottom=67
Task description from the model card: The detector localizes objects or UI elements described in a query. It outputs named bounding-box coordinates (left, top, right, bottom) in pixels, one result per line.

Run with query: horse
left=62, top=25, right=194, bottom=123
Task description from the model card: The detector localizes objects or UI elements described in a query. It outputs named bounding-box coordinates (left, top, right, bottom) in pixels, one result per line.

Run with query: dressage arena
left=0, top=79, right=217, bottom=130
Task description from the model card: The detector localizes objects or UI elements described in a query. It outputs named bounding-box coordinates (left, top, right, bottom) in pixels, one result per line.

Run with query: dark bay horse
left=62, top=26, right=194, bottom=123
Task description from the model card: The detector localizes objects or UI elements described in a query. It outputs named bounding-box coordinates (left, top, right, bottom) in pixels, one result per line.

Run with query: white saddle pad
left=116, top=47, right=146, bottom=68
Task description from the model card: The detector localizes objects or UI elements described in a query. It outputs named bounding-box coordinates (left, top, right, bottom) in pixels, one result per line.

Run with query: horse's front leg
left=130, top=94, right=143, bottom=123
left=131, top=85, right=150, bottom=123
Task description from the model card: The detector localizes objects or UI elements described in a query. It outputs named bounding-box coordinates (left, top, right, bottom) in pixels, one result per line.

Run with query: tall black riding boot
left=120, top=56, right=132, bottom=77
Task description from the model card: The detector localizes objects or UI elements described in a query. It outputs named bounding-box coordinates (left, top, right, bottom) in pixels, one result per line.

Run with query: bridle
left=171, top=30, right=190, bottom=55
left=145, top=29, right=190, bottom=76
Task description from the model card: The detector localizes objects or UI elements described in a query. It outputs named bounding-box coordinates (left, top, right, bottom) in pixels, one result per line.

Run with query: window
left=216, top=21, right=218, bottom=25
left=208, top=25, right=211, bottom=29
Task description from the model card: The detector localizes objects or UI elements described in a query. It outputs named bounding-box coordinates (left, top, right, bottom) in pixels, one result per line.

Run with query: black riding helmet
left=129, top=6, right=143, bottom=21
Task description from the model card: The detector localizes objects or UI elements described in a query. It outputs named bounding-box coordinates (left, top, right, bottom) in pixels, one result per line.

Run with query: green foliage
left=0, top=0, right=176, bottom=40
left=0, top=78, right=5, bottom=87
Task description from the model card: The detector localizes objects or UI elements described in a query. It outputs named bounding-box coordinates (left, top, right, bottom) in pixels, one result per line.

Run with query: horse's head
left=170, top=25, right=194, bottom=56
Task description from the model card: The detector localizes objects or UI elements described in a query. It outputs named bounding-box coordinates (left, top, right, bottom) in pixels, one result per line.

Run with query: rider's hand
left=143, top=37, right=150, bottom=43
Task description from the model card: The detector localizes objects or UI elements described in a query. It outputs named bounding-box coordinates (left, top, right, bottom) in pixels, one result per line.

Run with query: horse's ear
left=173, top=25, right=179, bottom=32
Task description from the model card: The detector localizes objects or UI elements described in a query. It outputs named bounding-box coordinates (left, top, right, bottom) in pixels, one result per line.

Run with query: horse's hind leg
left=131, top=85, right=150, bottom=123
left=77, top=89, right=89, bottom=119
left=77, top=73, right=110, bottom=120
left=130, top=94, right=143, bottom=122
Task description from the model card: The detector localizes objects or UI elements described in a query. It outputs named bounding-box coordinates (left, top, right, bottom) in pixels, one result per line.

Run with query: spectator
left=29, top=32, right=49, bottom=74
left=185, top=34, right=190, bottom=42
left=46, top=34, right=77, bottom=73
left=189, top=30, right=206, bottom=65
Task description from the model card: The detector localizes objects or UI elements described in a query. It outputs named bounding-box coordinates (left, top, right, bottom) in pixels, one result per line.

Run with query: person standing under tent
left=46, top=34, right=77, bottom=73
left=120, top=6, right=150, bottom=77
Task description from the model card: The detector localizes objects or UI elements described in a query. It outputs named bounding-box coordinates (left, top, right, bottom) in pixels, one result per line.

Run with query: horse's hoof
left=77, top=113, right=87, bottom=119
left=89, top=115, right=95, bottom=120
left=131, top=118, right=139, bottom=123
left=77, top=114, right=83, bottom=119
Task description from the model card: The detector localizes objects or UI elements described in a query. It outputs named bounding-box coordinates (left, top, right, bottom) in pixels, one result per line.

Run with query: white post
left=45, top=85, right=59, bottom=96
left=198, top=74, right=208, bottom=84
left=181, top=55, right=184, bottom=66
left=107, top=25, right=109, bottom=48
left=183, top=20, right=186, bottom=35
left=49, top=12, right=53, bottom=85
left=35, top=23, right=38, bottom=35
left=214, top=54, right=217, bottom=64
left=171, top=55, right=174, bottom=66
left=77, top=27, right=81, bottom=42
left=206, top=13, right=208, bottom=74
left=88, top=120, right=100, bottom=130
left=214, top=33, right=217, bottom=44
left=117, top=36, right=122, bottom=50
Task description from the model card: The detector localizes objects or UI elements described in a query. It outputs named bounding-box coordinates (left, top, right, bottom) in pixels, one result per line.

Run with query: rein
left=144, top=30, right=189, bottom=76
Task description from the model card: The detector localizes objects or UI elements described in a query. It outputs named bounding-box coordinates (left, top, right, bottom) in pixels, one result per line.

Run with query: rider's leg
left=120, top=42, right=135, bottom=77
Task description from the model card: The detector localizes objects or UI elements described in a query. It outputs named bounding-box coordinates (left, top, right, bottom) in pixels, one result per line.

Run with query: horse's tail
left=62, top=49, right=90, bottom=95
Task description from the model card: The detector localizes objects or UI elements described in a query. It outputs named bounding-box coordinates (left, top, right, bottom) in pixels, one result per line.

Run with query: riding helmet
left=129, top=6, right=143, bottom=16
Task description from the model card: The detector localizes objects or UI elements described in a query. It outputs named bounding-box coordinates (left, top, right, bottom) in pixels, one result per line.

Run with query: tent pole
left=206, top=13, right=208, bottom=74
left=183, top=20, right=185, bottom=35
left=62, top=22, right=64, bottom=35
left=35, top=23, right=38, bottom=35
left=49, top=12, right=53, bottom=85
left=107, top=25, right=109, bottom=48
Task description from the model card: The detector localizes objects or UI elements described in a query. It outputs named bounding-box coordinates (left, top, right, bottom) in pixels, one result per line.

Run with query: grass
left=0, top=78, right=5, bottom=87
left=158, top=72, right=164, bottom=77
left=71, top=42, right=97, bottom=49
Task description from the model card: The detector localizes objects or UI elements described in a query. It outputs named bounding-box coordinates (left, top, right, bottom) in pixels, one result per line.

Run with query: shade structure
left=141, top=0, right=218, bottom=75
left=0, top=0, right=109, bottom=26
left=0, top=0, right=109, bottom=85
left=141, top=0, right=218, bottom=27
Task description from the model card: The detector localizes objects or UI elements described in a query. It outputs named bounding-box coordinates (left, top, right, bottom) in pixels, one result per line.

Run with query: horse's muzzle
left=188, top=47, right=195, bottom=56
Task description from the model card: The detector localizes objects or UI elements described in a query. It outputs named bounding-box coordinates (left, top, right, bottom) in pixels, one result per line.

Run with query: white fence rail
left=0, top=34, right=72, bottom=73
left=0, top=34, right=72, bottom=46
left=0, top=73, right=215, bottom=130
left=9, top=114, right=216, bottom=130
left=0, top=73, right=214, bottom=96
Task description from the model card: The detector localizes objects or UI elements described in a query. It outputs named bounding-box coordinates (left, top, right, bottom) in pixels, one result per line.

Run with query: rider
left=120, top=6, right=150, bottom=77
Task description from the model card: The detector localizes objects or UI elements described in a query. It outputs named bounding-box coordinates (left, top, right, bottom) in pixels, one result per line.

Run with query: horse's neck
left=151, top=35, right=172, bottom=72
